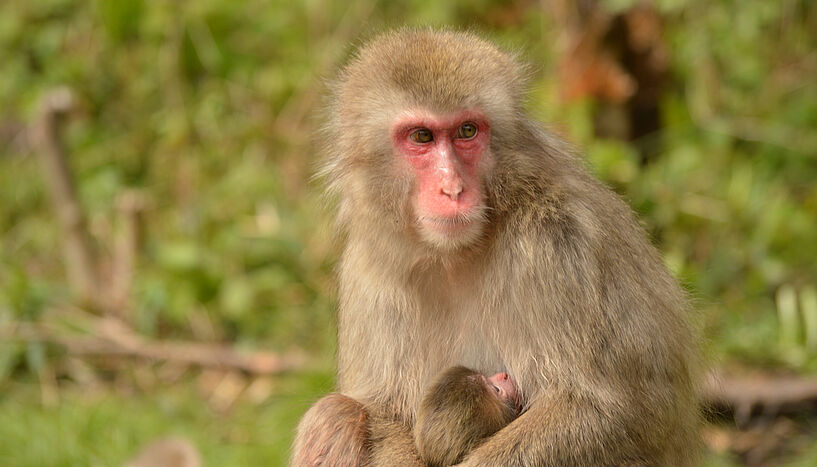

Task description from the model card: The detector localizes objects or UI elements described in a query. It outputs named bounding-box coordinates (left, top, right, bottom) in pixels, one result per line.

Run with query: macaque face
left=390, top=109, right=491, bottom=248
left=482, top=372, right=520, bottom=411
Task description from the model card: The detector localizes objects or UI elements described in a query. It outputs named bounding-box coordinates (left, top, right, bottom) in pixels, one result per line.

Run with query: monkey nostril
left=442, top=185, right=463, bottom=200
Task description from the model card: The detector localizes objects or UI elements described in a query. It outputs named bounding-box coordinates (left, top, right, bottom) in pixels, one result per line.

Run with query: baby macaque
left=414, top=366, right=524, bottom=467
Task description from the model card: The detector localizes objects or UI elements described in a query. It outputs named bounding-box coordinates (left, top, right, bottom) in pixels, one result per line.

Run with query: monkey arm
left=456, top=390, right=644, bottom=466
left=366, top=413, right=426, bottom=466
left=291, top=393, right=371, bottom=467
left=457, top=372, right=700, bottom=467
left=292, top=392, right=425, bottom=467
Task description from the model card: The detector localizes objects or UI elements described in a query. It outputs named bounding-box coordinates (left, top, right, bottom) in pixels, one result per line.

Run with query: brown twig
left=110, top=190, right=149, bottom=317
left=4, top=319, right=304, bottom=375
left=702, top=371, right=817, bottom=425
left=31, top=88, right=101, bottom=309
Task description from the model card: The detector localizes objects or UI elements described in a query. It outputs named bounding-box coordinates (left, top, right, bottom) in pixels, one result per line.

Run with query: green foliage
left=0, top=0, right=816, bottom=464
left=0, top=0, right=342, bottom=351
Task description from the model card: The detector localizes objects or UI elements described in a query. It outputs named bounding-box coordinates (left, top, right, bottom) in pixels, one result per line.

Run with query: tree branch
left=4, top=319, right=304, bottom=375
left=31, top=87, right=101, bottom=308
left=702, top=371, right=817, bottom=424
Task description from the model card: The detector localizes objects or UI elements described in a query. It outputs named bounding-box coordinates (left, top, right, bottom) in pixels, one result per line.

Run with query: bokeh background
left=1, top=0, right=815, bottom=465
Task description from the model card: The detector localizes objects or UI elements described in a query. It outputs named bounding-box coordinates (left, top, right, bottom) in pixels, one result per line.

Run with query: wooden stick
left=702, top=371, right=817, bottom=424
left=4, top=320, right=304, bottom=375
left=31, top=88, right=101, bottom=309
left=110, top=190, right=148, bottom=317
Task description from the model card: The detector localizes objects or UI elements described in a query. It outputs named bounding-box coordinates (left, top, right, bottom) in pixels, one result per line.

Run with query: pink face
left=391, top=110, right=491, bottom=247
left=483, top=372, right=520, bottom=410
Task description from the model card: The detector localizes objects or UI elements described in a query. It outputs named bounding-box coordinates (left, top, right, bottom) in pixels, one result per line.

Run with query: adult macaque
left=415, top=366, right=523, bottom=467
left=292, top=28, right=699, bottom=466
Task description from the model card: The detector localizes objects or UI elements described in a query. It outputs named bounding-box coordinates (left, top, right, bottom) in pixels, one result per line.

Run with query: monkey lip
left=420, top=215, right=476, bottom=235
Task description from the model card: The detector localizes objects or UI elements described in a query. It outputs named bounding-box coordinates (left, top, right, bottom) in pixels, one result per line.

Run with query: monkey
left=414, top=366, right=523, bottom=467
left=292, top=28, right=700, bottom=466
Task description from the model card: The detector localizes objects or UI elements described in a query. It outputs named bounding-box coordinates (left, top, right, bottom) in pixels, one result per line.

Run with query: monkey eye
left=410, top=129, right=433, bottom=143
left=492, top=384, right=501, bottom=395
left=456, top=123, right=478, bottom=139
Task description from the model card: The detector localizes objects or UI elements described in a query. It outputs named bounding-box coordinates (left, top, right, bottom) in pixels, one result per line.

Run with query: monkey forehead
left=336, top=29, right=525, bottom=128
left=390, top=108, right=489, bottom=133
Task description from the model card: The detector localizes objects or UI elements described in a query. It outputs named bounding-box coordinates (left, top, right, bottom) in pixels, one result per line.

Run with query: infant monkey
left=415, top=366, right=524, bottom=467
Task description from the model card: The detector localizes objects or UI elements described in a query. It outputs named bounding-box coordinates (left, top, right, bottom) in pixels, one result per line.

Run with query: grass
left=0, top=369, right=334, bottom=466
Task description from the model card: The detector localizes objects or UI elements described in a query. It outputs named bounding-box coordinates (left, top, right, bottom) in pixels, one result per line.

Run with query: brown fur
left=293, top=28, right=700, bottom=466
left=291, top=394, right=370, bottom=467
left=415, top=366, right=519, bottom=467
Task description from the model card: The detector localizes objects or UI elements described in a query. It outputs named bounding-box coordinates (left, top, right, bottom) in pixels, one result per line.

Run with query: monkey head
left=327, top=29, right=529, bottom=251
left=481, top=370, right=522, bottom=414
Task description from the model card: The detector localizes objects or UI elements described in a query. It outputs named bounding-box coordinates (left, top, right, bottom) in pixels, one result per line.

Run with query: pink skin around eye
left=390, top=110, right=490, bottom=239
left=484, top=372, right=519, bottom=408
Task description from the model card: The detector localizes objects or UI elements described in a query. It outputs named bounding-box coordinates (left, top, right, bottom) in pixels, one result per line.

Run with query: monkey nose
left=441, top=183, right=463, bottom=201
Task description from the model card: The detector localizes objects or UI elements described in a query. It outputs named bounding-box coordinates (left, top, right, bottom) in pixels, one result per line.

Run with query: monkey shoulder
left=488, top=170, right=688, bottom=336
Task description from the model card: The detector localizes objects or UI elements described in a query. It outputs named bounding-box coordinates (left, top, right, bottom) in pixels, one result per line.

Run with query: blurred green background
left=0, top=0, right=815, bottom=465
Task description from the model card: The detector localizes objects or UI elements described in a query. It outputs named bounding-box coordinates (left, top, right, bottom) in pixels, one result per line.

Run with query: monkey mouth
left=419, top=215, right=476, bottom=235
left=416, top=206, right=489, bottom=249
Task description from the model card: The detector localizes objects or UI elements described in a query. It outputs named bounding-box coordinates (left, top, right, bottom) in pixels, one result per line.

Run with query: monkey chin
left=417, top=212, right=486, bottom=251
